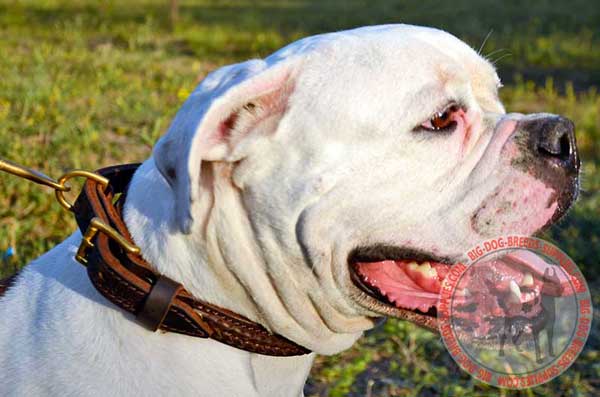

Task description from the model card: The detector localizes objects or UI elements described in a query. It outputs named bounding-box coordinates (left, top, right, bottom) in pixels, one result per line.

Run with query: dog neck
left=124, top=159, right=371, bottom=357
left=118, top=159, right=318, bottom=393
left=124, top=159, right=268, bottom=326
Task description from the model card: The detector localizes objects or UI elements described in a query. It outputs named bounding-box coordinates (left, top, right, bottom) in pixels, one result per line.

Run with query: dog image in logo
left=494, top=265, right=563, bottom=363
left=449, top=252, right=575, bottom=368
left=440, top=239, right=591, bottom=388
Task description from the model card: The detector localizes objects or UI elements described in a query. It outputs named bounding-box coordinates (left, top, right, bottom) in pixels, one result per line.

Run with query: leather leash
left=0, top=161, right=309, bottom=357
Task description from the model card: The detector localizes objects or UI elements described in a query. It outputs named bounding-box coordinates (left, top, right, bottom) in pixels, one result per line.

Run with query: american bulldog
left=0, top=24, right=579, bottom=396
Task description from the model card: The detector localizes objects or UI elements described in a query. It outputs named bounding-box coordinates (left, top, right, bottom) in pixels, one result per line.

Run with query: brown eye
left=431, top=108, right=454, bottom=130
left=419, top=104, right=461, bottom=132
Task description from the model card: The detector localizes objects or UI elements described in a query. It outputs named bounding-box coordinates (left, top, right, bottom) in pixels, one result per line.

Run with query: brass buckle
left=76, top=217, right=140, bottom=266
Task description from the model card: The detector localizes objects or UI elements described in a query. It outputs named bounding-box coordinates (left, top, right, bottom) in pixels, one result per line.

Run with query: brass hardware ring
left=55, top=170, right=109, bottom=211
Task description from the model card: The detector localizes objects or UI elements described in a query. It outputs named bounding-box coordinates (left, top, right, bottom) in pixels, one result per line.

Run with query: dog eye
left=419, top=104, right=461, bottom=132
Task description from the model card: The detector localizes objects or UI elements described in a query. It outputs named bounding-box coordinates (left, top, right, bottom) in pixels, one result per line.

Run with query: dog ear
left=153, top=59, right=297, bottom=234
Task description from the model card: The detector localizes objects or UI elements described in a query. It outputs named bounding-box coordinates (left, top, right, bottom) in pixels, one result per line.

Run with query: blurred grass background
left=0, top=1, right=598, bottom=396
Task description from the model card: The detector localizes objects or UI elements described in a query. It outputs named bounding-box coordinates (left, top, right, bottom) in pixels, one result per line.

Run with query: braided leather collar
left=63, top=163, right=309, bottom=356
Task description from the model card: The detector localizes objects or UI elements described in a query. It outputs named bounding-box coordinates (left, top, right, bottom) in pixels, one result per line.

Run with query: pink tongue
left=356, top=260, right=442, bottom=313
left=355, top=253, right=575, bottom=315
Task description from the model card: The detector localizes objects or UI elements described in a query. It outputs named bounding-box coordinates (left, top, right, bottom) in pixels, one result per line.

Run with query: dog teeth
left=407, top=261, right=437, bottom=278
left=423, top=262, right=437, bottom=278
left=508, top=280, right=522, bottom=303
left=521, top=272, right=534, bottom=287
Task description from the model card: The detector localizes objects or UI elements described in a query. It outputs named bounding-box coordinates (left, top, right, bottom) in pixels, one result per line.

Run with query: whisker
left=491, top=53, right=512, bottom=65
left=478, top=29, right=494, bottom=55
left=484, top=48, right=507, bottom=61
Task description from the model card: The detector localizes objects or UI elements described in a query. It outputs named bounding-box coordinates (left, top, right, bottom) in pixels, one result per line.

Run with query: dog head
left=135, top=25, right=579, bottom=354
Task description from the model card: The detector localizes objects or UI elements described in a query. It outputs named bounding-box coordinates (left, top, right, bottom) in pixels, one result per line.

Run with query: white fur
left=0, top=25, right=563, bottom=395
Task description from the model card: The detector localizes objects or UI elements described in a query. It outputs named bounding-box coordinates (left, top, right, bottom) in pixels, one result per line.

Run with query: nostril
left=537, top=129, right=572, bottom=161
left=559, top=132, right=571, bottom=159
left=522, top=115, right=578, bottom=171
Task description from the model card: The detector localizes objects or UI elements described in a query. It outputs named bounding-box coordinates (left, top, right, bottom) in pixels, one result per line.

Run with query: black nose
left=528, top=116, right=579, bottom=172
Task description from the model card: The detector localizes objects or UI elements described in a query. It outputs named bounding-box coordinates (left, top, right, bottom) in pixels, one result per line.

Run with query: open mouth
left=348, top=246, right=453, bottom=330
left=348, top=245, right=575, bottom=332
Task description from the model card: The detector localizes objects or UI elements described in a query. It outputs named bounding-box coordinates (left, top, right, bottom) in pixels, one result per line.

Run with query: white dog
left=0, top=25, right=579, bottom=396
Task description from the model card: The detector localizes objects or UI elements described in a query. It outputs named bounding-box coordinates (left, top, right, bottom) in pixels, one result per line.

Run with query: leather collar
left=0, top=274, right=18, bottom=297
left=1, top=163, right=309, bottom=357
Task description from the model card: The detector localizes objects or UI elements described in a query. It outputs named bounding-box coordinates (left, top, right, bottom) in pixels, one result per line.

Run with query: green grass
left=0, top=1, right=598, bottom=396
